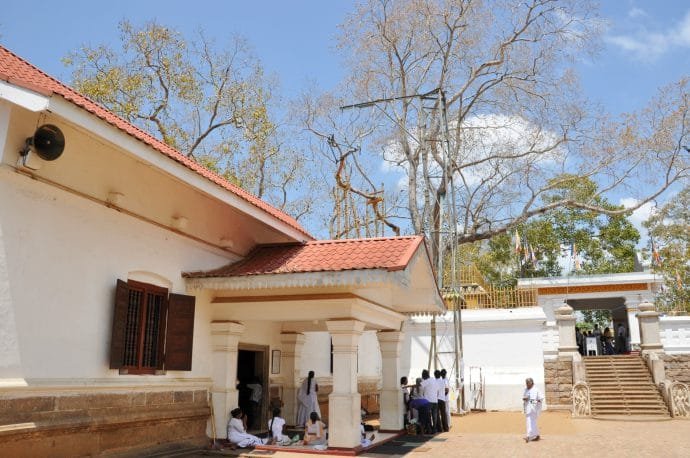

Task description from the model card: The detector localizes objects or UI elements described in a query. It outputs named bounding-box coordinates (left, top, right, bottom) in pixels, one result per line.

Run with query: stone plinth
left=637, top=301, right=664, bottom=356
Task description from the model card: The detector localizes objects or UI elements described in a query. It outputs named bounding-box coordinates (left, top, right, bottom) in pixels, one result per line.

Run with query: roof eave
left=43, top=92, right=313, bottom=242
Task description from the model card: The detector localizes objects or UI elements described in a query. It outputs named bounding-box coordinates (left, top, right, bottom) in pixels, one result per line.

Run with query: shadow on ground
left=363, top=434, right=445, bottom=457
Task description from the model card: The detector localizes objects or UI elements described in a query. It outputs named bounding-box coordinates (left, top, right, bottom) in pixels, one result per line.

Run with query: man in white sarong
left=522, top=377, right=543, bottom=442
left=296, top=370, right=320, bottom=427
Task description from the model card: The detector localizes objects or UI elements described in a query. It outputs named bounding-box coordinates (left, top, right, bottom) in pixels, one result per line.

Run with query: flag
left=676, top=270, right=684, bottom=288
left=651, top=238, right=662, bottom=266
left=514, top=229, right=521, bottom=254
left=573, top=243, right=581, bottom=271
left=523, top=242, right=531, bottom=263
left=530, top=245, right=537, bottom=265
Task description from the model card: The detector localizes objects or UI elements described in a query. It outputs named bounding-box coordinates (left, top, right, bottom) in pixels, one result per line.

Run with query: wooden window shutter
left=110, top=279, right=129, bottom=369
left=164, top=293, right=196, bottom=371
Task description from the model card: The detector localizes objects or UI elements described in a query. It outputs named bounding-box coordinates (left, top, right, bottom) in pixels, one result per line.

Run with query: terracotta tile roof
left=183, top=236, right=426, bottom=278
left=0, top=45, right=311, bottom=239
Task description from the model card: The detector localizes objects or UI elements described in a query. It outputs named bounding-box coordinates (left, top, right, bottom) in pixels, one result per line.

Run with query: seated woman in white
left=268, top=407, right=295, bottom=445
left=303, top=411, right=327, bottom=448
left=227, top=408, right=266, bottom=448
left=360, top=423, right=375, bottom=447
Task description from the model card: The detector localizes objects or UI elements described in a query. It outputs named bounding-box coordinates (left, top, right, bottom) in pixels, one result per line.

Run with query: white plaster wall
left=299, top=330, right=381, bottom=385
left=403, top=308, right=547, bottom=411
left=0, top=168, right=230, bottom=384
left=660, top=316, right=690, bottom=354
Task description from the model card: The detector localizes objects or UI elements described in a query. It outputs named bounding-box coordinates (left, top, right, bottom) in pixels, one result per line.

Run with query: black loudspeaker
left=22, top=124, right=65, bottom=161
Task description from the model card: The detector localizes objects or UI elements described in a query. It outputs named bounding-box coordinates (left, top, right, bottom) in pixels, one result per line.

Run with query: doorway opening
left=568, top=298, right=630, bottom=356
left=237, top=344, right=269, bottom=433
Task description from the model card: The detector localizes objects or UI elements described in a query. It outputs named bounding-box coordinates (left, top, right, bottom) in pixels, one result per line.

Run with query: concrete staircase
left=584, top=355, right=670, bottom=419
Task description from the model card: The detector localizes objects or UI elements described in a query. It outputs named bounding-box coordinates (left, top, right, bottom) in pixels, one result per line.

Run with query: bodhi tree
left=469, top=175, right=640, bottom=285
left=645, top=186, right=690, bottom=313
left=64, top=20, right=315, bottom=219
left=315, top=0, right=689, bottom=270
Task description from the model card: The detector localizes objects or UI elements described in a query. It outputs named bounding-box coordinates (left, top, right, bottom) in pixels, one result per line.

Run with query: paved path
left=364, top=411, right=689, bottom=458
left=184, top=412, right=690, bottom=458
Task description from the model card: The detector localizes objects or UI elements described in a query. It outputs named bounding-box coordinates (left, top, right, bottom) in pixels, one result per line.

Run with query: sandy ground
left=182, top=412, right=690, bottom=458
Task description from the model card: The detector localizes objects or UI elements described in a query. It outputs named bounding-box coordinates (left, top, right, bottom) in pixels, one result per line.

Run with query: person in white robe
left=303, top=411, right=327, bottom=449
left=228, top=408, right=266, bottom=448
left=268, top=407, right=296, bottom=445
left=296, top=370, right=320, bottom=427
left=522, top=378, right=543, bottom=442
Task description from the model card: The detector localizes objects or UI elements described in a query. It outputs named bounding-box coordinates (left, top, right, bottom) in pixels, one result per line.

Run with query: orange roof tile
left=0, top=46, right=311, bottom=239
left=183, top=236, right=426, bottom=277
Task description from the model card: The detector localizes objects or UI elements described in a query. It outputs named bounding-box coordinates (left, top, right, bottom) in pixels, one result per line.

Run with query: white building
left=0, top=46, right=444, bottom=455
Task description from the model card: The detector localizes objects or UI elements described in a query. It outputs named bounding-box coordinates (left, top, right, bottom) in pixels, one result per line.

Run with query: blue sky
left=3, top=1, right=687, bottom=110
left=2, top=0, right=689, bottom=241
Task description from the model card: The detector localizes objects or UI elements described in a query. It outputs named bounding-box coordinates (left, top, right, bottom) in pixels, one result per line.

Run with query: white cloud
left=379, top=114, right=565, bottom=191
left=628, top=7, right=647, bottom=19
left=619, top=197, right=655, bottom=245
left=606, top=10, right=690, bottom=60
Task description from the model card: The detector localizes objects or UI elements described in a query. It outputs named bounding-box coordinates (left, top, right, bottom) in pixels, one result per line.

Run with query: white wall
left=0, top=168, right=229, bottom=384
left=299, top=330, right=381, bottom=383
left=403, top=308, right=547, bottom=411
left=660, top=316, right=690, bottom=354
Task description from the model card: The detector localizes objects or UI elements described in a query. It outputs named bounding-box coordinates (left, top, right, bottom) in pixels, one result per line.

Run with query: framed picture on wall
left=271, top=349, right=281, bottom=374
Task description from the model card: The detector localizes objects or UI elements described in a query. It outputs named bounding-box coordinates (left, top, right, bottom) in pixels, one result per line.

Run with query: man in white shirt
left=434, top=370, right=449, bottom=432
left=441, top=369, right=452, bottom=429
left=420, top=370, right=438, bottom=433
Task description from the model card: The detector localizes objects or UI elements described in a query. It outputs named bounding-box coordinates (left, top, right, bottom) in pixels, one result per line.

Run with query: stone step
left=590, top=393, right=663, bottom=399
left=583, top=355, right=670, bottom=417
left=590, top=394, right=663, bottom=400
left=586, top=366, right=648, bottom=369
left=585, top=364, right=647, bottom=368
left=592, top=405, right=668, bottom=415
left=587, top=374, right=651, bottom=378
left=592, top=414, right=671, bottom=421
left=592, top=410, right=670, bottom=416
left=591, top=401, right=666, bottom=407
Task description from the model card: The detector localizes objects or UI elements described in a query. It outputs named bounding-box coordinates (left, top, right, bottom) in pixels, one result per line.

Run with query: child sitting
left=268, top=407, right=299, bottom=445
left=303, top=411, right=327, bottom=449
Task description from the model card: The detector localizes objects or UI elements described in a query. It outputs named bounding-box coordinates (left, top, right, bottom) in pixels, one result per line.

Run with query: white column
left=210, top=321, right=245, bottom=438
left=326, top=319, right=365, bottom=449
left=627, top=302, right=641, bottom=349
left=556, top=303, right=578, bottom=358
left=637, top=301, right=664, bottom=355
left=377, top=330, right=405, bottom=432
left=280, top=332, right=305, bottom=425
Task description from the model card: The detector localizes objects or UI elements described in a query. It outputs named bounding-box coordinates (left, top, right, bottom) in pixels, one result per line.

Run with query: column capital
left=326, top=319, right=366, bottom=334
left=280, top=332, right=306, bottom=345
left=210, top=320, right=246, bottom=335
left=377, top=330, right=404, bottom=358
left=280, top=332, right=306, bottom=359
left=377, top=330, right=405, bottom=343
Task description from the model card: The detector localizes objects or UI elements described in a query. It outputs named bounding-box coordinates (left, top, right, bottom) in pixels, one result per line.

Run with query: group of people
left=576, top=323, right=628, bottom=356
left=227, top=370, right=327, bottom=450
left=227, top=369, right=373, bottom=451
left=401, top=368, right=451, bottom=435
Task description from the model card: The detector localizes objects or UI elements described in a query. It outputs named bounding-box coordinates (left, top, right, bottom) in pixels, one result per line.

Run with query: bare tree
left=328, top=0, right=688, bottom=266
left=65, top=20, right=313, bottom=216
left=301, top=91, right=403, bottom=238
